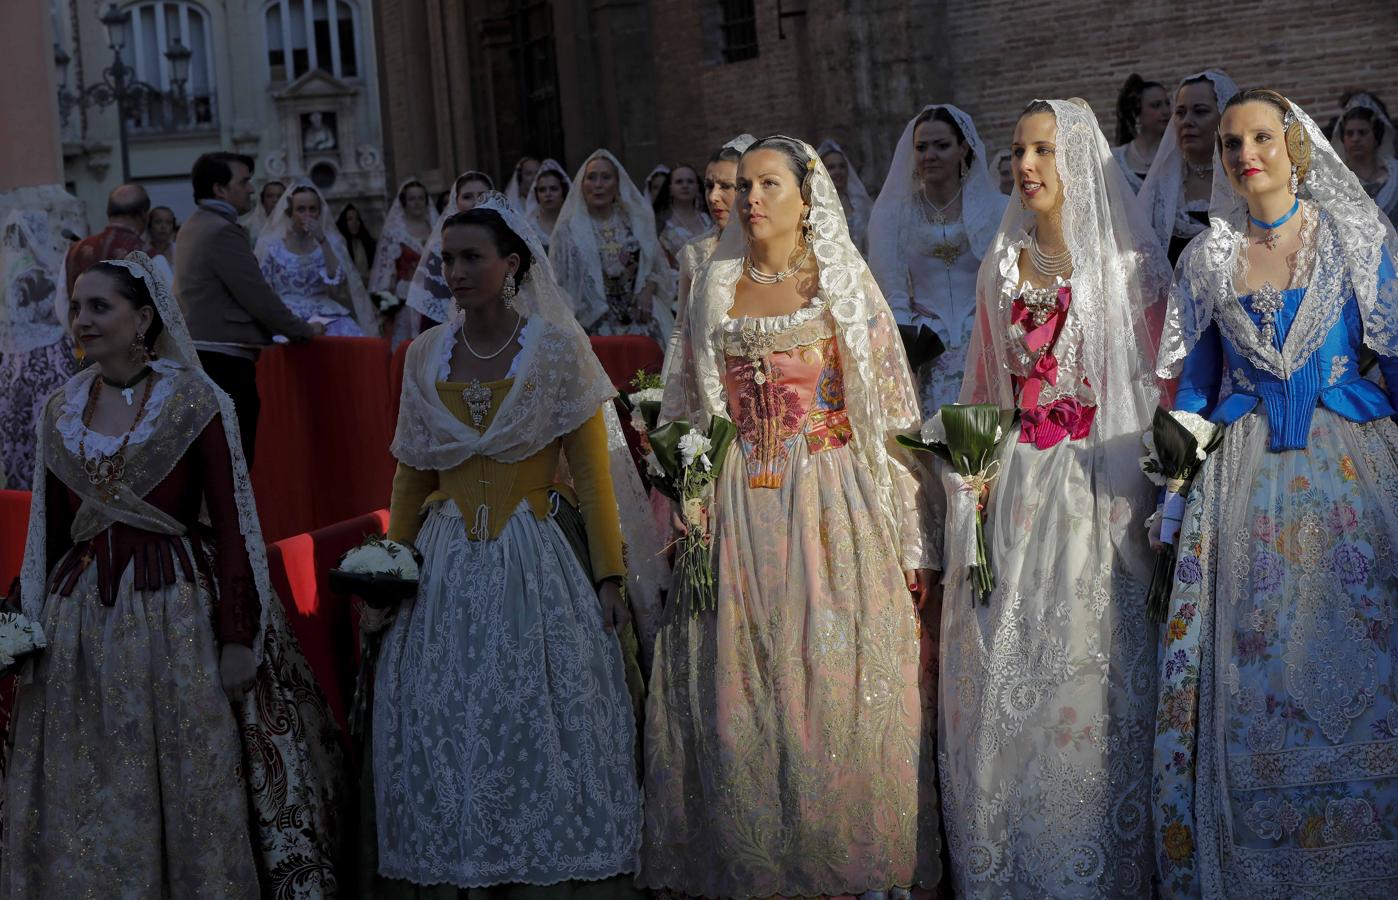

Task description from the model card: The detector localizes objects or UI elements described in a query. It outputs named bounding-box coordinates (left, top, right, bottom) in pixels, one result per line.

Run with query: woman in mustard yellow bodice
left=369, top=196, right=647, bottom=895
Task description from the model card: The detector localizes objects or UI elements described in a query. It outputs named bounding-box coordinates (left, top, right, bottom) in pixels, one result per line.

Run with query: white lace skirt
left=938, top=433, right=1158, bottom=899
left=372, top=500, right=642, bottom=888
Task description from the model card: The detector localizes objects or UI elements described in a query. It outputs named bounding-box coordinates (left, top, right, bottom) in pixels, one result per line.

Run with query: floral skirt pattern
left=938, top=431, right=1158, bottom=899
left=1153, top=410, right=1398, bottom=899
left=1, top=539, right=344, bottom=899
left=0, top=341, right=73, bottom=490
left=372, top=501, right=641, bottom=888
left=639, top=441, right=939, bottom=898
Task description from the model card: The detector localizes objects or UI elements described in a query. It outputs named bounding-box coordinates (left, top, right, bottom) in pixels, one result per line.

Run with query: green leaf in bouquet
left=896, top=432, right=955, bottom=466
left=647, top=421, right=691, bottom=485
left=637, top=399, right=664, bottom=433
left=941, top=404, right=1003, bottom=474
left=705, top=416, right=737, bottom=475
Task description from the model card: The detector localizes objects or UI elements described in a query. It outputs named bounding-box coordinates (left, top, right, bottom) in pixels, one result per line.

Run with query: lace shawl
left=1158, top=100, right=1398, bottom=379
left=368, top=177, right=436, bottom=294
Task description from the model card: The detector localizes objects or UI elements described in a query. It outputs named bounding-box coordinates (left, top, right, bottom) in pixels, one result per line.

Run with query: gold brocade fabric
left=387, top=378, right=624, bottom=581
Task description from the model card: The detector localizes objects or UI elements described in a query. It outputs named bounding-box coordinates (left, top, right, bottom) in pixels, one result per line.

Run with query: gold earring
left=130, top=332, right=151, bottom=366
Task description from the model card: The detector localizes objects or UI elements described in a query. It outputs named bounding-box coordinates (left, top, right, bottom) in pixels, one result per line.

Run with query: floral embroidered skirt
left=372, top=500, right=642, bottom=889
left=1153, top=410, right=1398, bottom=898
left=4, top=540, right=344, bottom=898
left=938, top=431, right=1158, bottom=898
left=639, top=441, right=939, bottom=897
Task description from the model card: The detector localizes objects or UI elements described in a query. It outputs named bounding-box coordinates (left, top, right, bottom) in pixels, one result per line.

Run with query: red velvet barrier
left=0, top=490, right=30, bottom=593
left=591, top=334, right=664, bottom=389
left=266, top=509, right=389, bottom=735
left=252, top=337, right=397, bottom=542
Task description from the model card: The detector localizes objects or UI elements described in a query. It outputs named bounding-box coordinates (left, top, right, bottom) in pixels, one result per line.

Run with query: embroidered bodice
left=1176, top=243, right=1398, bottom=451
left=1005, top=281, right=1097, bottom=449
left=260, top=239, right=345, bottom=315
left=592, top=211, right=640, bottom=298
left=720, top=304, right=852, bottom=489
left=896, top=218, right=980, bottom=350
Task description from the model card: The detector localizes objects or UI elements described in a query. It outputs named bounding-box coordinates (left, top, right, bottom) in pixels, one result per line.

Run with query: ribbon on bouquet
left=939, top=460, right=999, bottom=587
left=1159, top=477, right=1191, bottom=547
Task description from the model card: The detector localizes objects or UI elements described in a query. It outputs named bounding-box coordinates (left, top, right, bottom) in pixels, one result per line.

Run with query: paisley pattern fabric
left=639, top=304, right=939, bottom=897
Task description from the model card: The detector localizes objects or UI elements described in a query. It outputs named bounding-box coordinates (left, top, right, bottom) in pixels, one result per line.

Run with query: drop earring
left=129, top=332, right=151, bottom=366
left=1288, top=165, right=1299, bottom=195
left=501, top=272, right=517, bottom=311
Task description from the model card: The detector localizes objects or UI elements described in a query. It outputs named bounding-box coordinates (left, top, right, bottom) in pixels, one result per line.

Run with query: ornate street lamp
left=54, top=4, right=194, bottom=182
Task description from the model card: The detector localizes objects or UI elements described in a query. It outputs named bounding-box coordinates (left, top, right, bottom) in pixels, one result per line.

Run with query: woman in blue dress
left=1152, top=90, right=1398, bottom=897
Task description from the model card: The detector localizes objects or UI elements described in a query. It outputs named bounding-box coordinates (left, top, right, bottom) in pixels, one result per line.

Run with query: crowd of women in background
left=3, top=68, right=1397, bottom=900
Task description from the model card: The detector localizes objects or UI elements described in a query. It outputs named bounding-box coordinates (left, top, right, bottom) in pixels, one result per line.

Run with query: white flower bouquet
left=646, top=416, right=737, bottom=616
left=1139, top=408, right=1224, bottom=620
left=329, top=534, right=421, bottom=609
left=373, top=290, right=403, bottom=313
left=0, top=584, right=46, bottom=677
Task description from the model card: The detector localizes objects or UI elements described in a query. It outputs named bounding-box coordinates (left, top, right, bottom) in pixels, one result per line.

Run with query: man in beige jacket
left=175, top=152, right=324, bottom=464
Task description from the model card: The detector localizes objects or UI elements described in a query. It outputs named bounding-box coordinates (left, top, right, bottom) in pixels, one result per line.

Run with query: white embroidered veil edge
left=21, top=251, right=280, bottom=664
left=405, top=171, right=497, bottom=325
left=1329, top=92, right=1398, bottom=215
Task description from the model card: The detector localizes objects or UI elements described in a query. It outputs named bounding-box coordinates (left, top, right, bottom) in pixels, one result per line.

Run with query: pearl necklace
left=1029, top=233, right=1073, bottom=279
left=460, top=314, right=522, bottom=360
left=919, top=185, right=963, bottom=226
left=745, top=245, right=811, bottom=284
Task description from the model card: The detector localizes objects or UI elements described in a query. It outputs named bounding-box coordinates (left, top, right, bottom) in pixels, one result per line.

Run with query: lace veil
left=961, top=99, right=1170, bottom=565
left=21, top=251, right=280, bottom=663
left=523, top=158, right=572, bottom=238
left=368, top=176, right=438, bottom=294
left=816, top=139, right=873, bottom=251
left=1329, top=92, right=1398, bottom=215
left=866, top=105, right=1007, bottom=307
left=406, top=171, right=497, bottom=324
left=548, top=150, right=675, bottom=330
left=389, top=193, right=666, bottom=648
left=2, top=209, right=69, bottom=355
left=1137, top=70, right=1239, bottom=249
left=667, top=136, right=926, bottom=551
left=253, top=179, right=379, bottom=335
left=1158, top=96, right=1398, bottom=379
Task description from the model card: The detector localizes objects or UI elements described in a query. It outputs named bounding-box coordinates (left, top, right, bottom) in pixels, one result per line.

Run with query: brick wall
left=642, top=0, right=1398, bottom=192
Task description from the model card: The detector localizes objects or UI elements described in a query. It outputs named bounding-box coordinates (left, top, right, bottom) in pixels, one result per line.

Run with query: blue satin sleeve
left=1174, top=322, right=1223, bottom=417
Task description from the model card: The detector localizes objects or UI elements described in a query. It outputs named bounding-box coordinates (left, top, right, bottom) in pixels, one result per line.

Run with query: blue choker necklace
left=1248, top=198, right=1300, bottom=250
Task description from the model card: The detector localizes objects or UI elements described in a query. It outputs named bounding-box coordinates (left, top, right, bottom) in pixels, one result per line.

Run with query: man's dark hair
left=106, top=184, right=151, bottom=220
left=192, top=152, right=256, bottom=201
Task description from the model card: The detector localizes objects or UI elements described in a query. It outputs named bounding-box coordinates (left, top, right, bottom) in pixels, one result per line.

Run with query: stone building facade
left=52, top=0, right=389, bottom=231
left=374, top=0, right=1397, bottom=196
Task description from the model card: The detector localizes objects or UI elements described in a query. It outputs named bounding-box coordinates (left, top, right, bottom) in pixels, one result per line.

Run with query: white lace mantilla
left=56, top=358, right=185, bottom=458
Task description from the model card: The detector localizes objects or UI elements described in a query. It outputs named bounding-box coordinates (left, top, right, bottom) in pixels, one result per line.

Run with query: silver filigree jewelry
left=1185, top=162, right=1212, bottom=181
left=745, top=245, right=811, bottom=284
left=1288, top=165, right=1299, bottom=195
left=501, top=272, right=517, bottom=311
left=460, top=315, right=521, bottom=361
left=1029, top=233, right=1073, bottom=279
left=1020, top=284, right=1061, bottom=327
left=1249, top=282, right=1285, bottom=346
left=737, top=322, right=778, bottom=385
left=460, top=379, right=492, bottom=427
